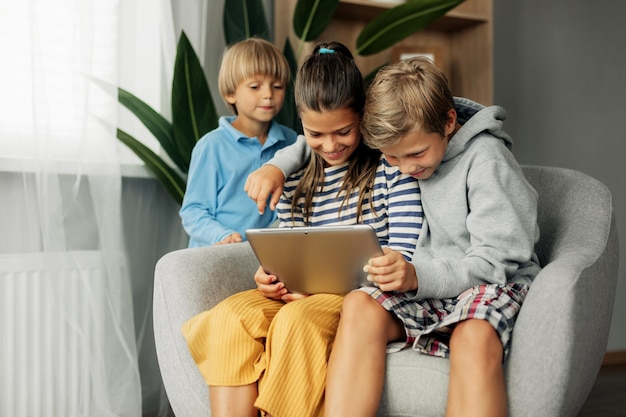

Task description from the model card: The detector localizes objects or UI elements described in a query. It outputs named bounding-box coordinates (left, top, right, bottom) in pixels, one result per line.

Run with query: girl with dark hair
left=182, top=42, right=423, bottom=417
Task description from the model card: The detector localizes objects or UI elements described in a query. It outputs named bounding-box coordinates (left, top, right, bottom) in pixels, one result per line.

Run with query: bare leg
left=209, top=384, right=258, bottom=417
left=446, top=319, right=506, bottom=417
left=325, top=292, right=405, bottom=417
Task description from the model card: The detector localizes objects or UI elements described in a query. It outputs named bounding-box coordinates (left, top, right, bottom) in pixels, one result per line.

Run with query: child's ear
left=445, top=108, right=457, bottom=135
left=225, top=94, right=236, bottom=105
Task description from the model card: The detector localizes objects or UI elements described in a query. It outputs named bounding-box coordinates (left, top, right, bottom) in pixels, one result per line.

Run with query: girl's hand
left=244, top=165, right=285, bottom=215
left=363, top=248, right=418, bottom=293
left=281, top=292, right=310, bottom=303
left=253, top=266, right=309, bottom=302
left=254, top=266, right=288, bottom=300
left=215, top=232, right=242, bottom=245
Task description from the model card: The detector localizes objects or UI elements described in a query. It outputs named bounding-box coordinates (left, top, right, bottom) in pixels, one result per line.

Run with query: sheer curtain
left=0, top=0, right=228, bottom=415
left=0, top=1, right=139, bottom=416
left=118, top=1, right=210, bottom=416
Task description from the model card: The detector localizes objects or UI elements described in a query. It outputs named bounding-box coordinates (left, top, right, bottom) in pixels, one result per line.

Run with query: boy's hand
left=244, top=165, right=285, bottom=215
left=254, top=266, right=288, bottom=300
left=215, top=233, right=242, bottom=245
left=363, top=248, right=418, bottom=293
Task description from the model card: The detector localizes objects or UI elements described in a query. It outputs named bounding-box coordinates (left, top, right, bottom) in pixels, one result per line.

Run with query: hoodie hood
left=443, top=97, right=513, bottom=162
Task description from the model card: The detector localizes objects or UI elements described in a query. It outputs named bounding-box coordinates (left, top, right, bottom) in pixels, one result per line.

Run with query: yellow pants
left=182, top=289, right=344, bottom=417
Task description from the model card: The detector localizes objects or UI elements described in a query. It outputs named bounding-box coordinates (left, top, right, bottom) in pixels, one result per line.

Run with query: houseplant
left=117, top=31, right=215, bottom=204
left=117, top=0, right=466, bottom=205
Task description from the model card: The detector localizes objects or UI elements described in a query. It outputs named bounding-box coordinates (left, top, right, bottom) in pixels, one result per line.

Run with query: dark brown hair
left=292, top=42, right=380, bottom=224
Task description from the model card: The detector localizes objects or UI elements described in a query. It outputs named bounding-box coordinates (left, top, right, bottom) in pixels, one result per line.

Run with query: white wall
left=494, top=0, right=625, bottom=351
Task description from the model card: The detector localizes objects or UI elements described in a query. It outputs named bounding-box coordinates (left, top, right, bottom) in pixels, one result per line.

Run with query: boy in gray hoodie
left=245, top=56, right=541, bottom=417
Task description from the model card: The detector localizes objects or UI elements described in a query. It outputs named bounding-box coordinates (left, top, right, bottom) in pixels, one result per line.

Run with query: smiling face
left=300, top=107, right=361, bottom=166
left=380, top=108, right=457, bottom=179
left=381, top=129, right=448, bottom=179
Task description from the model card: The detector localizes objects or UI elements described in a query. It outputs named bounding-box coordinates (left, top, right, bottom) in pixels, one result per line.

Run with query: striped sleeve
left=275, top=158, right=423, bottom=261
left=379, top=158, right=422, bottom=260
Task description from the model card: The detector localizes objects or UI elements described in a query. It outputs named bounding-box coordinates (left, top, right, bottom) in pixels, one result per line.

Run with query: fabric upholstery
left=153, top=165, right=619, bottom=417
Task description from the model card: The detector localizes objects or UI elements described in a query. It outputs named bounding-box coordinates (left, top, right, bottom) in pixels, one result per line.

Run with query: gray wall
left=494, top=0, right=625, bottom=351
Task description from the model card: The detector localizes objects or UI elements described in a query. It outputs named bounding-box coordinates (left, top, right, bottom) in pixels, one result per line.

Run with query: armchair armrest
left=506, top=212, right=619, bottom=416
left=153, top=242, right=259, bottom=417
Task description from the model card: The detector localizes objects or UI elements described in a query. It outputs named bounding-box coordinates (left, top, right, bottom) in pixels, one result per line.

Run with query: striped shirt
left=276, top=156, right=423, bottom=260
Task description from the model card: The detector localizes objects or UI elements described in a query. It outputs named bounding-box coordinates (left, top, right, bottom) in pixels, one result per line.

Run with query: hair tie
left=319, top=47, right=335, bottom=54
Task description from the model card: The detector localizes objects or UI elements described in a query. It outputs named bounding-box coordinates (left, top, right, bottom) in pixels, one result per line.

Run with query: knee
left=450, top=319, right=503, bottom=362
left=209, top=297, right=248, bottom=323
left=208, top=291, right=273, bottom=329
left=206, top=299, right=239, bottom=325
left=274, top=301, right=309, bottom=328
left=341, top=291, right=386, bottom=328
left=272, top=297, right=336, bottom=333
left=270, top=298, right=339, bottom=346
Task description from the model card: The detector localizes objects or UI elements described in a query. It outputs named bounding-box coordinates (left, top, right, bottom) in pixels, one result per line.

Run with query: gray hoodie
left=268, top=98, right=541, bottom=299
left=410, top=98, right=541, bottom=299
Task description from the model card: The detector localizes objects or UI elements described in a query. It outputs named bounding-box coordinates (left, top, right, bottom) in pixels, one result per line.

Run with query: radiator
left=0, top=251, right=105, bottom=417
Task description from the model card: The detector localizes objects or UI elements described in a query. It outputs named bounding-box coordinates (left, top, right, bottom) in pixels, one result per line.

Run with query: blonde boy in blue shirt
left=180, top=38, right=297, bottom=246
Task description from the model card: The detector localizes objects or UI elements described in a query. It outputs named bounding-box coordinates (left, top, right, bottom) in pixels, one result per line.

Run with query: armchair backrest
left=521, top=165, right=616, bottom=268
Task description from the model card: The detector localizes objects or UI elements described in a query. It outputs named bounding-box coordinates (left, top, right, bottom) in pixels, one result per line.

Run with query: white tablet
left=245, top=225, right=382, bottom=295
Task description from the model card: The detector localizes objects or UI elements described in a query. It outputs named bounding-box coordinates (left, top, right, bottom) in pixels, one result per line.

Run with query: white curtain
left=117, top=1, right=211, bottom=416
left=0, top=0, right=222, bottom=415
left=0, top=0, right=140, bottom=416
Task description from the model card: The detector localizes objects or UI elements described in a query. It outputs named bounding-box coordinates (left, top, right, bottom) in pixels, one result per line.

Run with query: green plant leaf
left=356, top=0, right=466, bottom=56
left=293, top=0, right=340, bottom=40
left=117, top=128, right=186, bottom=205
left=293, top=0, right=340, bottom=55
left=223, top=0, right=271, bottom=44
left=171, top=31, right=218, bottom=173
left=274, top=39, right=302, bottom=133
left=117, top=87, right=188, bottom=172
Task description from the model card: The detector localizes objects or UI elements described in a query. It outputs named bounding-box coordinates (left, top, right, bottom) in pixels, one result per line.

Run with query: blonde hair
left=291, top=42, right=380, bottom=224
left=361, top=57, right=455, bottom=149
left=218, top=38, right=291, bottom=114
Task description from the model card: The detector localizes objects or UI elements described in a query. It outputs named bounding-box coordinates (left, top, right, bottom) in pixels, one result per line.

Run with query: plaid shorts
left=356, top=283, right=529, bottom=358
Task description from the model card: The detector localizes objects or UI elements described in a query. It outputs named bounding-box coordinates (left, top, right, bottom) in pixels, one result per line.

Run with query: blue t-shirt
left=180, top=116, right=297, bottom=247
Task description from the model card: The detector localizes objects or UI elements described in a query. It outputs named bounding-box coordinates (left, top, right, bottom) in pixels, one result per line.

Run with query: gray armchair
left=153, top=165, right=619, bottom=417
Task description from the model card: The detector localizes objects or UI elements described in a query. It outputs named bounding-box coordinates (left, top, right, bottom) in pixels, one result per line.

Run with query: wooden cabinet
left=274, top=0, right=493, bottom=104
